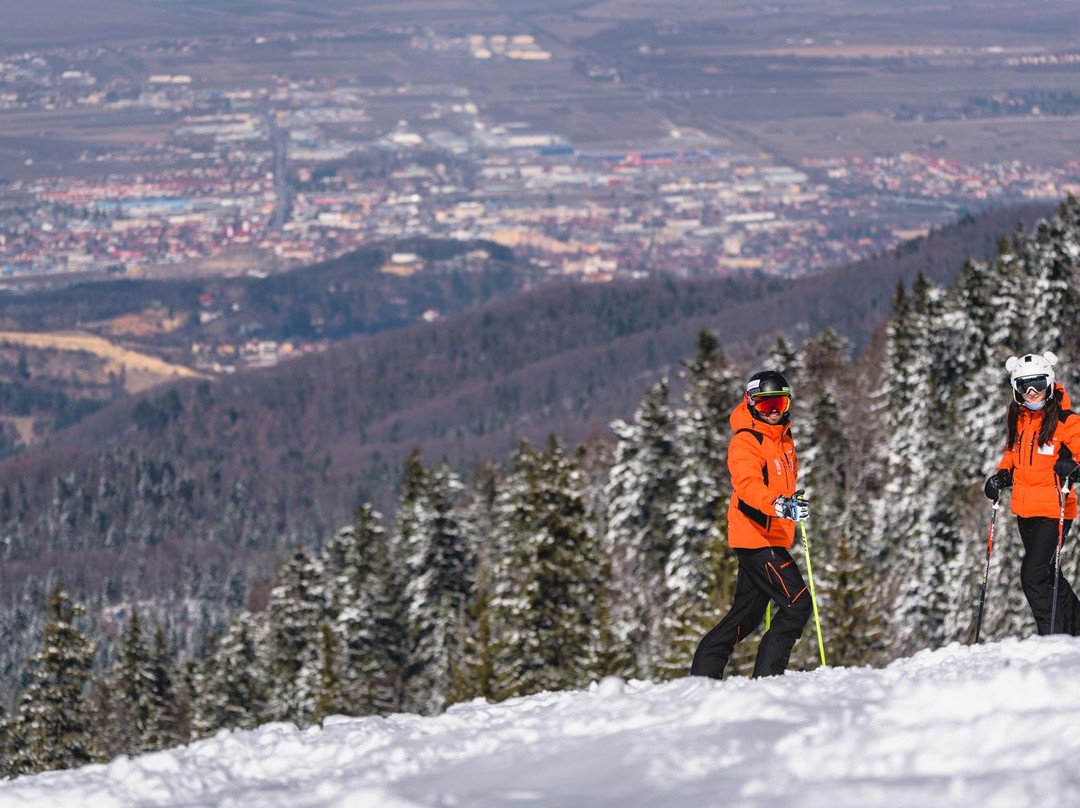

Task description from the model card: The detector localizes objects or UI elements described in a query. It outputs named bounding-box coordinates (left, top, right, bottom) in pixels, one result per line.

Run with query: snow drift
left=4, top=636, right=1080, bottom=808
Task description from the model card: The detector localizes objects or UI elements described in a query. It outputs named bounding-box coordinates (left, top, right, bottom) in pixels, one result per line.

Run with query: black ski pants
left=1018, top=515, right=1080, bottom=635
left=690, top=545, right=812, bottom=679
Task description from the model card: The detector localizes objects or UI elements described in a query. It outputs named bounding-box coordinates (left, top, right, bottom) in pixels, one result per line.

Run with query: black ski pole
left=1050, top=476, right=1071, bottom=635
left=973, top=500, right=999, bottom=644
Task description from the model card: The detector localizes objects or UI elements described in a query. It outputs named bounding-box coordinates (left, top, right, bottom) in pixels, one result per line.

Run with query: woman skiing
left=984, top=351, right=1080, bottom=634
left=690, top=370, right=812, bottom=679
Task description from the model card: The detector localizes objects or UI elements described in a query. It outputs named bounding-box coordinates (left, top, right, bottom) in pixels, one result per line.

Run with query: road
left=268, top=111, right=289, bottom=232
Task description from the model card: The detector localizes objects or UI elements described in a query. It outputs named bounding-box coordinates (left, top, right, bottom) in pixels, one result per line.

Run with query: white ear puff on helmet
left=1008, top=351, right=1056, bottom=397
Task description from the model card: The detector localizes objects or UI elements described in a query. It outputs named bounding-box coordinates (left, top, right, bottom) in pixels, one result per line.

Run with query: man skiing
left=690, top=370, right=812, bottom=679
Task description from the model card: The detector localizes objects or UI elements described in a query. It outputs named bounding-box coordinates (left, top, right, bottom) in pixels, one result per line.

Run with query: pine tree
left=491, top=437, right=602, bottom=698
left=402, top=464, right=473, bottom=714
left=143, top=625, right=184, bottom=749
left=768, top=335, right=800, bottom=379
left=327, top=505, right=405, bottom=716
left=603, top=379, right=680, bottom=678
left=190, top=615, right=264, bottom=736
left=820, top=531, right=887, bottom=666
left=876, top=274, right=955, bottom=653
left=451, top=463, right=499, bottom=704
left=258, top=549, right=328, bottom=727
left=7, top=585, right=100, bottom=776
left=1027, top=200, right=1080, bottom=352
left=110, top=610, right=157, bottom=755
left=452, top=555, right=495, bottom=703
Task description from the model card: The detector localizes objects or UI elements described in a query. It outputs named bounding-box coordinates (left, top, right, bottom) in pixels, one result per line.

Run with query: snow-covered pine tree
left=876, top=273, right=951, bottom=653
left=450, top=463, right=499, bottom=704
left=797, top=364, right=885, bottom=668
left=491, top=437, right=602, bottom=698
left=402, top=464, right=473, bottom=714
left=6, top=585, right=100, bottom=776
left=1026, top=199, right=1080, bottom=353
left=392, top=447, right=429, bottom=576
left=927, top=253, right=1014, bottom=644
left=603, top=379, right=681, bottom=679
left=795, top=389, right=844, bottom=670
left=1040, top=199, right=1080, bottom=595
left=258, top=549, right=328, bottom=727
left=659, top=330, right=742, bottom=679
left=143, top=624, right=184, bottom=749
left=190, top=614, right=264, bottom=736
left=326, top=505, right=405, bottom=716
left=107, top=610, right=157, bottom=755
left=768, top=334, right=801, bottom=377
left=820, top=531, right=887, bottom=666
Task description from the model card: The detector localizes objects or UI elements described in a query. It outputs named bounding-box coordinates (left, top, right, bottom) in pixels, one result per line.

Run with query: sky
left=3, top=636, right=1080, bottom=807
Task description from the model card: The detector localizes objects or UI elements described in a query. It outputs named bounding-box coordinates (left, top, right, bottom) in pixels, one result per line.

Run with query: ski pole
left=800, top=519, right=827, bottom=667
left=973, top=500, right=999, bottom=644
left=1050, top=477, right=1071, bottom=634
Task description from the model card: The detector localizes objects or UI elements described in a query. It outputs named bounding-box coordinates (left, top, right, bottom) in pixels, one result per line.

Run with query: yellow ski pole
left=800, top=519, right=827, bottom=667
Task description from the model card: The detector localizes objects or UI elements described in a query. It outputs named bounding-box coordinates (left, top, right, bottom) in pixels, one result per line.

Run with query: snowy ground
left=5, top=637, right=1080, bottom=808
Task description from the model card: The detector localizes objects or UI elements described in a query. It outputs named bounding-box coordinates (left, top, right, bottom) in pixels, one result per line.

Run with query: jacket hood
left=730, top=399, right=791, bottom=440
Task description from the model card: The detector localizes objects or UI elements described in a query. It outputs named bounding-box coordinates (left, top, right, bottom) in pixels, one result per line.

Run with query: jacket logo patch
left=775, top=458, right=783, bottom=475
left=1038, top=443, right=1056, bottom=456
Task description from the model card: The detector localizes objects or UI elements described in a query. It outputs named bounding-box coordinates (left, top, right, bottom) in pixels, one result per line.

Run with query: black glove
left=1055, top=456, right=1080, bottom=484
left=773, top=490, right=810, bottom=522
left=984, top=469, right=1012, bottom=501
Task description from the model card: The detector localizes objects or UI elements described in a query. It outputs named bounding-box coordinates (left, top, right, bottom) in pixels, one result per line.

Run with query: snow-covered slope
left=5, top=637, right=1080, bottom=808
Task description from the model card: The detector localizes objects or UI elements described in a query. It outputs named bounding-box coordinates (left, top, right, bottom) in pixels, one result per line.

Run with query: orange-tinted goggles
left=750, top=392, right=791, bottom=414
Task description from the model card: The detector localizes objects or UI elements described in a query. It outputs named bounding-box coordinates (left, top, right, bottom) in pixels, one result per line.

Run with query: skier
left=984, top=351, right=1080, bottom=634
left=690, top=370, right=812, bottom=679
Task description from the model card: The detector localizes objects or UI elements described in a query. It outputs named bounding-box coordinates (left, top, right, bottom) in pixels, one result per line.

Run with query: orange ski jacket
left=997, top=385, right=1080, bottom=519
left=726, top=399, right=799, bottom=549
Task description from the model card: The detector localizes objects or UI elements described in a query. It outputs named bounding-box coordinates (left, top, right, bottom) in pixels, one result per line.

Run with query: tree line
left=0, top=325, right=883, bottom=776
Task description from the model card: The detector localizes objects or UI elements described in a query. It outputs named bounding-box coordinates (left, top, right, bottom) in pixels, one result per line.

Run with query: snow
left=5, top=637, right=1080, bottom=807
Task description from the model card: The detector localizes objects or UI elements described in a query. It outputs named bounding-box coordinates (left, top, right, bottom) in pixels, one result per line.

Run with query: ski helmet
left=1006, top=351, right=1057, bottom=404
left=745, top=370, right=792, bottom=415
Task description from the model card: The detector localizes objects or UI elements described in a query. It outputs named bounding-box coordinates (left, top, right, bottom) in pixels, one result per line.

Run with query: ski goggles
left=1013, top=375, right=1050, bottom=397
left=749, top=391, right=792, bottom=414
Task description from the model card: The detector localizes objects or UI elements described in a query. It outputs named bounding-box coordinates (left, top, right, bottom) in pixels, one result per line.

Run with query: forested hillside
left=0, top=239, right=520, bottom=347
left=0, top=200, right=1061, bottom=734
left=6, top=195, right=1080, bottom=775
left=0, top=239, right=529, bottom=459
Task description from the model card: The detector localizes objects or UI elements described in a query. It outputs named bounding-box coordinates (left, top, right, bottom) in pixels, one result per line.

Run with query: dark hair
left=1007, top=386, right=1062, bottom=449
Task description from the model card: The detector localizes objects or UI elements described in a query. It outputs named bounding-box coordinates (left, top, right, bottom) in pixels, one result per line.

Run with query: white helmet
left=1006, top=351, right=1057, bottom=403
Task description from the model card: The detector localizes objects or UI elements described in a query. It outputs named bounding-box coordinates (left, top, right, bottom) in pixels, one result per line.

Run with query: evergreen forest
left=3, top=197, right=1080, bottom=777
